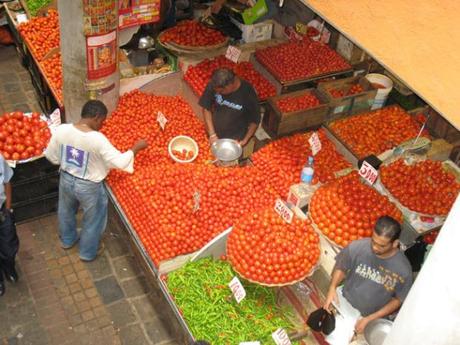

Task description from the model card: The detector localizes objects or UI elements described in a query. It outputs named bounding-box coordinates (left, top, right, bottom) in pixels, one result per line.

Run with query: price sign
left=157, top=111, right=168, bottom=130
left=308, top=132, right=321, bottom=155
left=192, top=191, right=201, bottom=213
left=274, top=199, right=294, bottom=224
left=359, top=160, right=378, bottom=185
left=228, top=276, right=246, bottom=303
left=272, top=328, right=292, bottom=345
left=16, top=14, right=28, bottom=24
left=49, top=108, right=61, bottom=127
left=225, top=45, right=242, bottom=63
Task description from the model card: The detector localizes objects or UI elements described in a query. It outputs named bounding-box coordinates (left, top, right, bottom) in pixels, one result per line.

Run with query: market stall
left=3, top=0, right=460, bottom=343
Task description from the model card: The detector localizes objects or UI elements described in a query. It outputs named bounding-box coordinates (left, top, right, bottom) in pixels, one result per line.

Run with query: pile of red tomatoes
left=41, top=52, right=63, bottom=103
left=329, top=84, right=364, bottom=98
left=329, top=105, right=430, bottom=158
left=380, top=159, right=460, bottom=216
left=18, top=9, right=60, bottom=61
left=275, top=92, right=321, bottom=113
left=252, top=130, right=352, bottom=197
left=160, top=20, right=226, bottom=47
left=184, top=55, right=276, bottom=101
left=227, top=208, right=320, bottom=285
left=0, top=112, right=51, bottom=161
left=255, top=40, right=351, bottom=82
left=310, top=172, right=402, bottom=247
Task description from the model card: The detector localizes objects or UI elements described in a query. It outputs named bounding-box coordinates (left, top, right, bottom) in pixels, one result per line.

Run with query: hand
left=323, top=288, right=338, bottom=312
left=209, top=134, right=218, bottom=145
left=355, top=317, right=371, bottom=334
left=131, top=139, right=148, bottom=155
left=211, top=0, right=223, bottom=13
left=238, top=138, right=249, bottom=147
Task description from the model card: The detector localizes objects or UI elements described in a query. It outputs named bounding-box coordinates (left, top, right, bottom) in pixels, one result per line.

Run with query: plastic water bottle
left=300, top=156, right=314, bottom=184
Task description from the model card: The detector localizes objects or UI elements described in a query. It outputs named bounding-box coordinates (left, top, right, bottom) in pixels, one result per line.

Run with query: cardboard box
left=426, top=139, right=453, bottom=161
left=230, top=18, right=274, bottom=43
left=335, top=34, right=366, bottom=65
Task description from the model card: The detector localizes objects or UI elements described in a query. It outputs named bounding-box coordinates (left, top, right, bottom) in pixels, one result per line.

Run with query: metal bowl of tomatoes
left=211, top=139, right=242, bottom=162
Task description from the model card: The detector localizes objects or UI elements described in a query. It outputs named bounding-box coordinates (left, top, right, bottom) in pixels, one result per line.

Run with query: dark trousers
left=0, top=206, right=19, bottom=283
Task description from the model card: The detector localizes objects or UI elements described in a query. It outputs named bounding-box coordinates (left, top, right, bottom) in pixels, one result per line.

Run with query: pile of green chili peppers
left=167, top=258, right=296, bottom=344
left=26, top=0, right=52, bottom=17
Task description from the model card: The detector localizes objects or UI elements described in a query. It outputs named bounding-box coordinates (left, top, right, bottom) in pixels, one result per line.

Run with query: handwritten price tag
left=157, top=111, right=168, bottom=130
left=359, top=160, right=378, bottom=185
left=272, top=328, right=292, bottom=345
left=50, top=108, right=61, bottom=126
left=229, top=276, right=246, bottom=303
left=225, top=45, right=242, bottom=63
left=274, top=199, right=294, bottom=224
left=16, top=14, right=29, bottom=24
left=308, top=132, right=321, bottom=155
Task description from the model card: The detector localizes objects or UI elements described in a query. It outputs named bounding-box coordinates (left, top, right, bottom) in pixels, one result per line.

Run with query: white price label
left=274, top=199, right=294, bottom=224
left=240, top=342, right=260, bottom=345
left=272, top=328, right=292, bottom=345
left=228, top=276, right=246, bottom=303
left=225, top=45, right=242, bottom=63
left=49, top=108, right=61, bottom=127
left=157, top=111, right=168, bottom=130
left=308, top=132, right=321, bottom=155
left=16, top=14, right=29, bottom=24
left=359, top=160, right=378, bottom=185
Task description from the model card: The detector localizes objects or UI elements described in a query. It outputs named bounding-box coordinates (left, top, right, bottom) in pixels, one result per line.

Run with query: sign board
left=272, top=328, right=292, bottom=345
left=308, top=132, right=322, bottom=155
left=225, top=45, right=242, bottom=63
left=358, top=160, right=378, bottom=185
left=157, top=111, right=168, bottom=130
left=274, top=199, right=294, bottom=224
left=228, top=276, right=246, bottom=303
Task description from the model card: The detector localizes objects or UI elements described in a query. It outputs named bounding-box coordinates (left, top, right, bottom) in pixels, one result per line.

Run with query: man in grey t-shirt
left=323, top=216, right=413, bottom=344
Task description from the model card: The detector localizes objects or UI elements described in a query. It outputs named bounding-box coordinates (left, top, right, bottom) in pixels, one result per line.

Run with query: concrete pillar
left=58, top=0, right=119, bottom=122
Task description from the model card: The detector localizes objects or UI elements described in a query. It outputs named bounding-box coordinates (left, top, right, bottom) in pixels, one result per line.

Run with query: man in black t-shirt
left=198, top=68, right=260, bottom=155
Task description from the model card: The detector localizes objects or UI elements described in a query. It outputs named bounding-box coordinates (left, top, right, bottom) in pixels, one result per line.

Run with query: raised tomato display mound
left=329, top=105, right=429, bottom=158
left=0, top=111, right=50, bottom=161
left=227, top=207, right=320, bottom=285
left=251, top=129, right=352, bottom=196
left=255, top=39, right=351, bottom=82
left=310, top=172, right=402, bottom=247
left=184, top=55, right=276, bottom=101
left=380, top=159, right=460, bottom=216
left=159, top=19, right=226, bottom=47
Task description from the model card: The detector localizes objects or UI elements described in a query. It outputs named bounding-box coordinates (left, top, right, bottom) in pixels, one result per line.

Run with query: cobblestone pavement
left=0, top=44, right=180, bottom=345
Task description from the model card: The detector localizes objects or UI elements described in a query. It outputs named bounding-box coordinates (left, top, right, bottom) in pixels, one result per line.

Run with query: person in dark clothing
left=199, top=68, right=260, bottom=157
left=0, top=154, right=19, bottom=296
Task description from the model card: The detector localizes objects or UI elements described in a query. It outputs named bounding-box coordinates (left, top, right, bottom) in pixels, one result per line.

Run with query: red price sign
left=157, top=111, right=168, bottom=130
left=359, top=160, right=378, bottom=185
left=308, top=132, right=321, bottom=155
left=272, top=328, right=292, bottom=345
left=274, top=199, right=294, bottom=224
left=225, top=45, right=242, bottom=63
left=228, top=276, right=246, bottom=303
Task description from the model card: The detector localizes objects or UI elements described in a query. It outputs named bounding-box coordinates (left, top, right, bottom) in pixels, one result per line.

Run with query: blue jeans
left=58, top=171, right=108, bottom=261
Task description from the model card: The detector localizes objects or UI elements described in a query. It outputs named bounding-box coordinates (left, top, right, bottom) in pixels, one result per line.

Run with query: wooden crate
left=262, top=88, right=329, bottom=138
left=317, top=76, right=377, bottom=121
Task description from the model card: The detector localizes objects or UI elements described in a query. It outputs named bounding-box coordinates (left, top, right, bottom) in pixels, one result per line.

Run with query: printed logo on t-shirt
left=62, top=145, right=89, bottom=178
left=215, top=94, right=243, bottom=111
left=354, top=263, right=405, bottom=292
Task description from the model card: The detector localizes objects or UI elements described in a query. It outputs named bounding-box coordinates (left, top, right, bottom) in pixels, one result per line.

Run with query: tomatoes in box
left=329, top=105, right=430, bottom=158
left=18, top=9, right=60, bottom=61
left=227, top=207, right=320, bottom=285
left=184, top=55, right=276, bottom=101
left=310, top=172, right=402, bottom=247
left=380, top=159, right=460, bottom=216
left=275, top=92, right=321, bottom=113
left=160, top=20, right=226, bottom=47
left=41, top=52, right=63, bottom=102
left=255, top=39, right=351, bottom=82
left=0, top=112, right=51, bottom=161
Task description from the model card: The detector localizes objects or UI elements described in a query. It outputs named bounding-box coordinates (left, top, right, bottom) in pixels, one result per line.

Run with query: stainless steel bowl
left=364, top=319, right=393, bottom=345
left=211, top=139, right=242, bottom=162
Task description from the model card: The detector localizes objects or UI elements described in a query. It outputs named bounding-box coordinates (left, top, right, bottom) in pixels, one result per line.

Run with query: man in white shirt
left=45, top=100, right=148, bottom=262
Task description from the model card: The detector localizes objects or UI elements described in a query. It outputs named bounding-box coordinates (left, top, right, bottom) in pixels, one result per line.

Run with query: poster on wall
left=86, top=30, right=117, bottom=80
left=82, top=0, right=117, bottom=36
left=118, top=0, right=161, bottom=29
